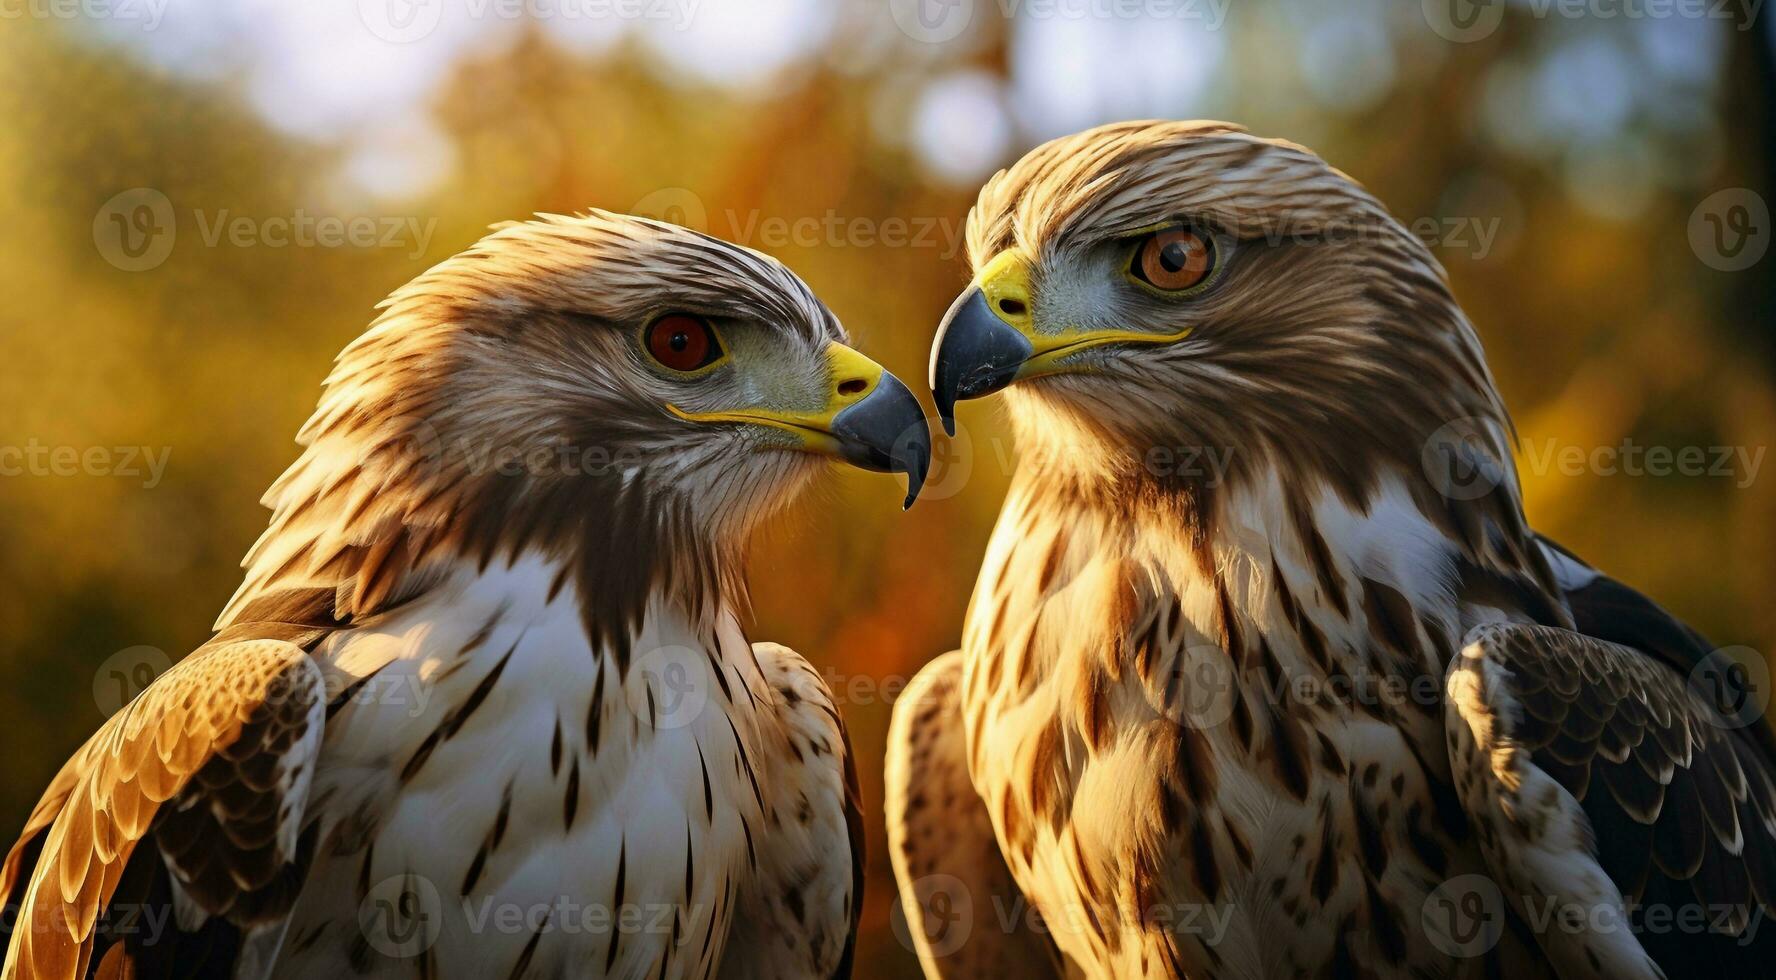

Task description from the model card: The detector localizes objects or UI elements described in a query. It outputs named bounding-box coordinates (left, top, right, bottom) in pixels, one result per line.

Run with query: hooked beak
left=670, top=343, right=932, bottom=508
left=929, top=285, right=1030, bottom=437
left=928, top=250, right=1191, bottom=435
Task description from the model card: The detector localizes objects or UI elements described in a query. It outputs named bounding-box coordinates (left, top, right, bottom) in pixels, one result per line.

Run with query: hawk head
left=367, top=211, right=929, bottom=509
left=225, top=211, right=929, bottom=634
left=931, top=120, right=1514, bottom=511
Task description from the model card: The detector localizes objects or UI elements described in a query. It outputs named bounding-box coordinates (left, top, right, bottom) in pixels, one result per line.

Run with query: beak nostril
left=998, top=298, right=1027, bottom=317
left=837, top=378, right=869, bottom=397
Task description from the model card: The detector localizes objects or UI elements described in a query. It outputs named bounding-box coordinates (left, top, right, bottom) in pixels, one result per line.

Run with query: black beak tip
left=898, top=423, right=932, bottom=510
left=831, top=369, right=933, bottom=509
left=929, top=288, right=1029, bottom=438
left=936, top=401, right=957, bottom=438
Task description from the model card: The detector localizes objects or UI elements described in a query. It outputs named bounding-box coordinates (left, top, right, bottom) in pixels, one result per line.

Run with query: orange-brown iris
left=1134, top=228, right=1213, bottom=291
left=646, top=314, right=721, bottom=372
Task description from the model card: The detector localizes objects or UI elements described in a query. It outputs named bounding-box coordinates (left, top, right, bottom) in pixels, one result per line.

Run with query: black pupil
left=669, top=331, right=690, bottom=352
left=1160, top=240, right=1192, bottom=272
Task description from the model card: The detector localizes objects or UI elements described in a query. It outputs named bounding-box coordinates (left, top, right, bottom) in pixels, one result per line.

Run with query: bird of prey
left=3, top=210, right=930, bottom=979
left=888, top=120, right=1776, bottom=979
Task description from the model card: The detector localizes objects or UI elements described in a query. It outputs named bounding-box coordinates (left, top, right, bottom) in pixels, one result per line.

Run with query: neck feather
left=218, top=421, right=757, bottom=673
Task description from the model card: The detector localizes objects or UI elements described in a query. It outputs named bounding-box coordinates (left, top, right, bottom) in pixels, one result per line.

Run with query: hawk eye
left=645, top=314, right=724, bottom=373
left=1130, top=227, right=1215, bottom=292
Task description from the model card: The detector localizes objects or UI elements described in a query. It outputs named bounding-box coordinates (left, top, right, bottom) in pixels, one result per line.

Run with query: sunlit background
left=1, top=0, right=1772, bottom=974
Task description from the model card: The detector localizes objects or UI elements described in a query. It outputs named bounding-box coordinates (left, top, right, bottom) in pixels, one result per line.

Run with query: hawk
left=3, top=211, right=931, bottom=979
left=887, top=120, right=1776, bottom=978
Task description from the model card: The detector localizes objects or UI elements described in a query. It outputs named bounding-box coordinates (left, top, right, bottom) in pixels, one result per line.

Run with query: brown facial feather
left=219, top=211, right=846, bottom=667
left=965, top=121, right=1540, bottom=589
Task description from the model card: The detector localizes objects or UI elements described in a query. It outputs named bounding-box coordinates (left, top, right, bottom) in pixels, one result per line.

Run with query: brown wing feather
left=835, top=722, right=864, bottom=980
left=718, top=643, right=864, bottom=980
left=886, top=651, right=1064, bottom=980
left=1449, top=623, right=1776, bottom=977
left=2, top=639, right=325, bottom=980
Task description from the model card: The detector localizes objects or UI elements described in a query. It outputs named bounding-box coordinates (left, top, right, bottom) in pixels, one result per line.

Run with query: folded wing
left=1, top=639, right=326, bottom=980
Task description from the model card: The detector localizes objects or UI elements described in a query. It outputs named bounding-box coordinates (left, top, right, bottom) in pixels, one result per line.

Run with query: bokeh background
left=1, top=1, right=1772, bottom=975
